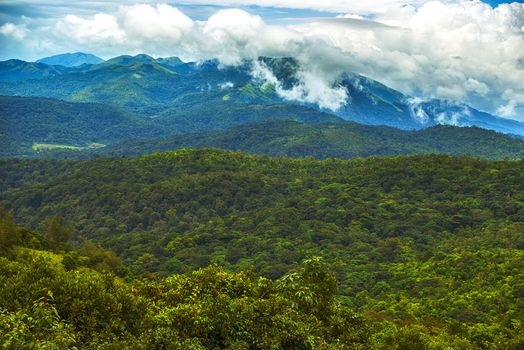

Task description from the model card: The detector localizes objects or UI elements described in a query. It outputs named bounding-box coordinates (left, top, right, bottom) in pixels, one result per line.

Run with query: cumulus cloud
left=336, top=14, right=366, bottom=20
left=0, top=22, right=29, bottom=40
left=58, top=13, right=125, bottom=44
left=1, top=1, right=524, bottom=119
left=121, top=4, right=193, bottom=41
left=497, top=89, right=524, bottom=117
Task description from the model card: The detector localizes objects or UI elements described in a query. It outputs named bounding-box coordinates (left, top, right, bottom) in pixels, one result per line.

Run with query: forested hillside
left=7, top=210, right=514, bottom=349
left=0, top=96, right=160, bottom=156
left=83, top=120, right=524, bottom=160
left=1, top=149, right=523, bottom=348
left=0, top=96, right=343, bottom=157
left=3, top=95, right=524, bottom=160
left=2, top=0, right=524, bottom=347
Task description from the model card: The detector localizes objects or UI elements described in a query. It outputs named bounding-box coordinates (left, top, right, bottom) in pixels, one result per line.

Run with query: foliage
left=0, top=292, right=76, bottom=350
left=1, top=149, right=523, bottom=348
left=42, top=215, right=73, bottom=250
left=3, top=92, right=522, bottom=159
left=0, top=217, right=372, bottom=348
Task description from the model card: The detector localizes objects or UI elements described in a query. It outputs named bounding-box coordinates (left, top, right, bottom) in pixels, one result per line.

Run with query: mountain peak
left=36, top=52, right=103, bottom=67
left=103, top=54, right=157, bottom=66
left=156, top=56, right=184, bottom=67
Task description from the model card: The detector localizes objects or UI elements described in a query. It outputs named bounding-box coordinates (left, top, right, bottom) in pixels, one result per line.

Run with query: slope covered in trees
left=1, top=149, right=523, bottom=348
left=3, top=95, right=523, bottom=160
left=0, top=205, right=522, bottom=349
left=0, top=96, right=344, bottom=157
left=83, top=120, right=524, bottom=160
left=0, top=96, right=159, bottom=156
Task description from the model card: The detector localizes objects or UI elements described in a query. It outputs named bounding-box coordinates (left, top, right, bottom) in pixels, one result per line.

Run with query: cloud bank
left=1, top=1, right=523, bottom=119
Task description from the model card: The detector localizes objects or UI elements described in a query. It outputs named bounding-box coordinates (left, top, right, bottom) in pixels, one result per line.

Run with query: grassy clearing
left=32, top=143, right=106, bottom=151
left=32, top=143, right=83, bottom=151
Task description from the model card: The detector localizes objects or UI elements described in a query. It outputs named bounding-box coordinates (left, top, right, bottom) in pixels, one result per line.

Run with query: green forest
left=80, top=121, right=524, bottom=161
left=1, top=149, right=523, bottom=348
left=3, top=95, right=524, bottom=160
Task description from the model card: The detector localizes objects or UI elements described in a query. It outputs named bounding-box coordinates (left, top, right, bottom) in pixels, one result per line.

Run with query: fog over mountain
left=1, top=1, right=523, bottom=121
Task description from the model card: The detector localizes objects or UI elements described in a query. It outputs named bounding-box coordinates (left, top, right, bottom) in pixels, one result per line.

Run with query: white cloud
left=406, top=97, right=430, bottom=124
left=58, top=13, right=125, bottom=44
left=121, top=4, right=193, bottom=41
left=219, top=81, right=234, bottom=89
left=0, top=22, right=29, bottom=40
left=287, top=1, right=524, bottom=119
left=496, top=89, right=524, bottom=117
left=251, top=60, right=348, bottom=110
left=497, top=100, right=518, bottom=117
left=336, top=14, right=365, bottom=20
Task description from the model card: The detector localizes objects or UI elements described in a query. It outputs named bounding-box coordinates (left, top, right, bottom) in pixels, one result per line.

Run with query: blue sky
left=484, top=0, right=519, bottom=5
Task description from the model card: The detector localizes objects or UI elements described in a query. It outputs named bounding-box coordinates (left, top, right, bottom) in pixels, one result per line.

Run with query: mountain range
left=1, top=48, right=523, bottom=348
left=1, top=52, right=524, bottom=159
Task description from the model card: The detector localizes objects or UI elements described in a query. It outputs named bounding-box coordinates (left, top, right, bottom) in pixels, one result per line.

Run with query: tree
left=0, top=206, right=18, bottom=252
left=278, top=256, right=338, bottom=319
left=43, top=216, right=73, bottom=250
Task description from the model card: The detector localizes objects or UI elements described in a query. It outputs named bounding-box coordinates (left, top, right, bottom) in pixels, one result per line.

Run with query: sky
left=1, top=0, right=523, bottom=119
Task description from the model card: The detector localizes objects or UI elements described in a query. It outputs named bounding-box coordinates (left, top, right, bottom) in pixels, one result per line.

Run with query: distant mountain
left=1, top=54, right=524, bottom=137
left=80, top=120, right=524, bottom=161
left=156, top=56, right=184, bottom=69
left=99, top=54, right=156, bottom=67
left=415, top=99, right=524, bottom=136
left=334, top=74, right=524, bottom=135
left=36, top=52, right=103, bottom=67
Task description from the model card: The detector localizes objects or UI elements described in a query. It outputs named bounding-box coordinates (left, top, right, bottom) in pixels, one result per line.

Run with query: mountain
left=416, top=99, right=524, bottom=136
left=253, top=57, right=524, bottom=135
left=98, top=54, right=157, bottom=67
left=69, top=120, right=524, bottom=161
left=0, top=96, right=162, bottom=157
left=0, top=96, right=342, bottom=157
left=319, top=70, right=524, bottom=135
left=3, top=94, right=523, bottom=160
left=1, top=54, right=524, bottom=137
left=36, top=52, right=104, bottom=67
left=0, top=60, right=71, bottom=81
left=156, top=56, right=184, bottom=69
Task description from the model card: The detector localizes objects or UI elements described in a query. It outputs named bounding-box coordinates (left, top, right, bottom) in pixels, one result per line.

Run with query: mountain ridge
left=1, top=54, right=523, bottom=137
